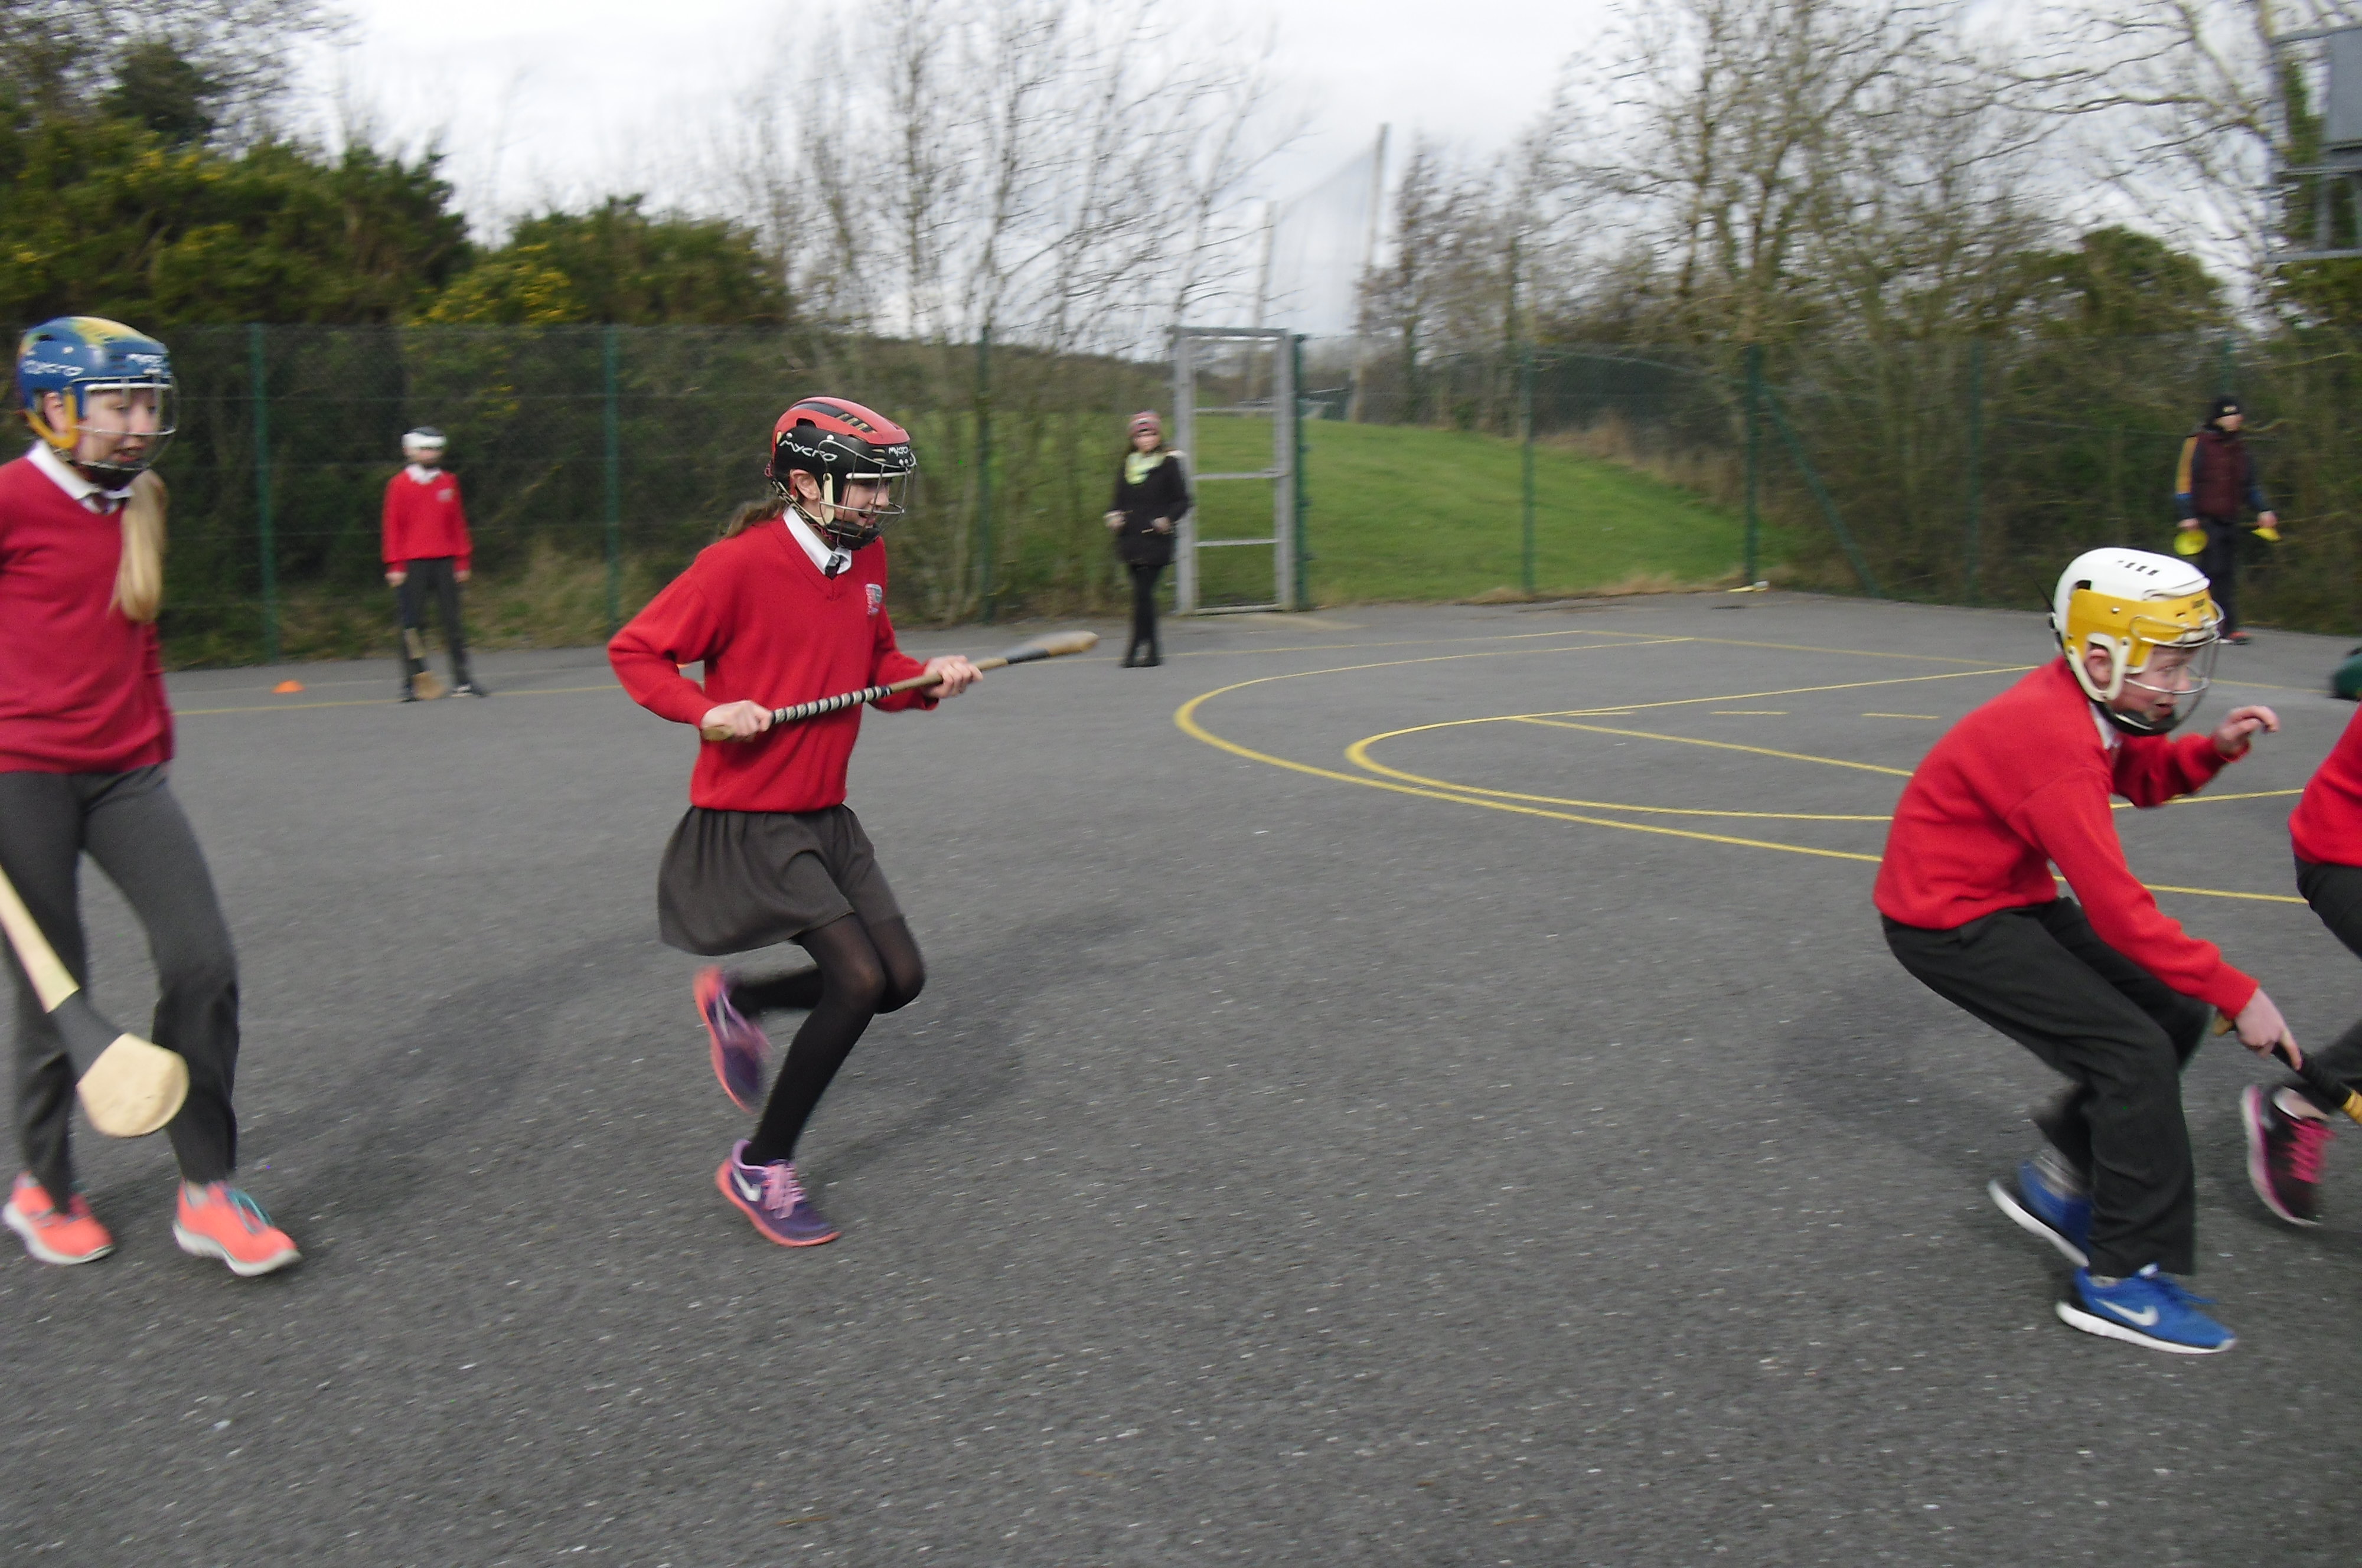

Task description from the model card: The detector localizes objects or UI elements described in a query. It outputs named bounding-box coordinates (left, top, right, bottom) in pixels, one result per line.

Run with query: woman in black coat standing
left=1104, top=411, right=1189, bottom=667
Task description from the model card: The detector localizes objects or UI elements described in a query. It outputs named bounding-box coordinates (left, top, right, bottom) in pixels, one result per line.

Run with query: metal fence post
left=248, top=324, right=279, bottom=664
left=602, top=325, right=622, bottom=633
left=1743, top=344, right=1762, bottom=585
left=1963, top=339, right=1986, bottom=602
left=1293, top=333, right=1312, bottom=610
left=976, top=325, right=995, bottom=625
left=1519, top=347, right=1537, bottom=597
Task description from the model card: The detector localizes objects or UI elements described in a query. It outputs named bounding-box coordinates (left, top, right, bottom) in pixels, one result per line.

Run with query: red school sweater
left=2291, top=702, right=2362, bottom=867
left=1874, top=658, right=2255, bottom=1015
left=381, top=466, right=472, bottom=570
left=608, top=520, right=934, bottom=812
left=0, top=454, right=173, bottom=773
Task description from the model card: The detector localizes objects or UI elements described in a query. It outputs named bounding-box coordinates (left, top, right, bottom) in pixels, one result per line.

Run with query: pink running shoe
left=695, top=967, right=773, bottom=1112
left=4, top=1173, right=113, bottom=1265
left=716, top=1140, right=839, bottom=1247
left=2244, top=1084, right=2332, bottom=1227
left=174, top=1182, right=301, bottom=1276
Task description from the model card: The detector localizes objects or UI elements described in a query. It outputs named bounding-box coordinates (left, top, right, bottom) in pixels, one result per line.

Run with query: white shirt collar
left=2092, top=704, right=2122, bottom=752
left=30, top=443, right=133, bottom=511
left=406, top=463, right=443, bottom=484
left=781, top=509, right=852, bottom=576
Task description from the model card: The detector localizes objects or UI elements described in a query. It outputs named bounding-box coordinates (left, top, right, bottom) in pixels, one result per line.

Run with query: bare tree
left=0, top=0, right=348, bottom=140
left=736, top=0, right=1283, bottom=358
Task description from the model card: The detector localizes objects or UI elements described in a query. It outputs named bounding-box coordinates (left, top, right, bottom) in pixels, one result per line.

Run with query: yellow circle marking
left=1176, top=643, right=2306, bottom=903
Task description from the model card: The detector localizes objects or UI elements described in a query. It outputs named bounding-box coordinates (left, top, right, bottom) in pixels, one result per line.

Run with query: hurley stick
left=702, top=630, right=1100, bottom=741
left=0, top=861, right=187, bottom=1138
left=2215, top=1012, right=2362, bottom=1125
left=403, top=628, right=447, bottom=700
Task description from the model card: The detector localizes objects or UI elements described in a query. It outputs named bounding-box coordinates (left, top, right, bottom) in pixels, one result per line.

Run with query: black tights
left=738, top=914, right=924, bottom=1165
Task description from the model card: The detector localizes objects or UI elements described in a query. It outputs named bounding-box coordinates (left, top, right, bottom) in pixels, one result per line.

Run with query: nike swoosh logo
left=2102, top=1300, right=2161, bottom=1327
left=731, top=1170, right=764, bottom=1203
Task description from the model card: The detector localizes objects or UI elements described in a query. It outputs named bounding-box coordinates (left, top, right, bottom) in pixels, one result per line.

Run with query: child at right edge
left=2243, top=701, right=2362, bottom=1226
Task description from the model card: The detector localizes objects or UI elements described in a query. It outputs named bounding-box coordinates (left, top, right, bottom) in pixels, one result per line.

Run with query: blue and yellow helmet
left=16, top=316, right=178, bottom=478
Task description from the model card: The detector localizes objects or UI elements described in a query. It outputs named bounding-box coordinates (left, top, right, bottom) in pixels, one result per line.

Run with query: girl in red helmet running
left=609, top=397, right=979, bottom=1247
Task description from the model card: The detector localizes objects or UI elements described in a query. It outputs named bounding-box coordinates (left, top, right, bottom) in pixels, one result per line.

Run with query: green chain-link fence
left=1342, top=333, right=2358, bottom=630
left=15, top=325, right=2360, bottom=666
left=1, top=325, right=1172, bottom=667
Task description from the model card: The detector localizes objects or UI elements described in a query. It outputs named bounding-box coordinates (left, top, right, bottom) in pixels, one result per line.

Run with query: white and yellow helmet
left=2050, top=547, right=2221, bottom=735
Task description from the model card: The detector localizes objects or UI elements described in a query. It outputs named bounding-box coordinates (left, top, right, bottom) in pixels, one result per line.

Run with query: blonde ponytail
left=115, top=470, right=167, bottom=622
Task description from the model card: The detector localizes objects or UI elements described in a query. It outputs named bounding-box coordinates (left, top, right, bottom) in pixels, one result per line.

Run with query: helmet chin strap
left=788, top=497, right=858, bottom=579
left=792, top=475, right=883, bottom=574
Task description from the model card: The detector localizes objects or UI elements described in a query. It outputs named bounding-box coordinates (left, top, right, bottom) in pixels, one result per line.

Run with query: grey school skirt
left=657, top=804, right=903, bottom=955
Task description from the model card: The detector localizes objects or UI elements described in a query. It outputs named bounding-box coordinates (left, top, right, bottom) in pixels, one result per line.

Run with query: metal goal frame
left=1170, top=326, right=1297, bottom=613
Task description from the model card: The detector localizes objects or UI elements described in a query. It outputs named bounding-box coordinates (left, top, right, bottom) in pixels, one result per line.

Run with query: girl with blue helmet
left=0, top=317, right=299, bottom=1277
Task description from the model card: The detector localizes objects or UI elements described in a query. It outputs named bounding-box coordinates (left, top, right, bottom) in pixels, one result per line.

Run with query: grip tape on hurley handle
left=2216, top=1011, right=2362, bottom=1125
left=699, top=631, right=1098, bottom=741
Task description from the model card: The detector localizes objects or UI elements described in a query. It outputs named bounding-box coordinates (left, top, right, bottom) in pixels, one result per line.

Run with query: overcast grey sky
left=316, top=0, right=1604, bottom=229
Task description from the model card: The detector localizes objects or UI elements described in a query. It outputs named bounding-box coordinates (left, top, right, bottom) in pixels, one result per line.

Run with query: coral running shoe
left=4, top=1174, right=113, bottom=1265
left=1988, top=1156, right=2091, bottom=1266
left=696, top=967, right=773, bottom=1112
left=2243, top=1083, right=2331, bottom=1227
left=716, top=1140, right=839, bottom=1246
left=2057, top=1265, right=2234, bottom=1354
left=174, top=1182, right=301, bottom=1276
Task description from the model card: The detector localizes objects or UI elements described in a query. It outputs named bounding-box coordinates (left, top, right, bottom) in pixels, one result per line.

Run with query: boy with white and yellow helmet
left=1876, top=547, right=2291, bottom=1354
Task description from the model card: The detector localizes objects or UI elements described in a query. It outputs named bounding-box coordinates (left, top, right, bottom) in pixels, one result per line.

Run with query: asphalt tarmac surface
left=8, top=593, right=2362, bottom=1565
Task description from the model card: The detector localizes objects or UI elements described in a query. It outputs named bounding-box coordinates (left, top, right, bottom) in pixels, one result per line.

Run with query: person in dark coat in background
left=1104, top=411, right=1189, bottom=667
left=2174, top=396, right=2281, bottom=646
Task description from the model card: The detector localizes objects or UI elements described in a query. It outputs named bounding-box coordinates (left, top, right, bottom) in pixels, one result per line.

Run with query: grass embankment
left=1190, top=417, right=1754, bottom=606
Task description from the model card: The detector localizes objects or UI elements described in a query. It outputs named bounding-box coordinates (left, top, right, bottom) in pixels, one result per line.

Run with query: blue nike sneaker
left=2056, top=1266, right=2235, bottom=1354
left=1988, top=1157, right=2090, bottom=1266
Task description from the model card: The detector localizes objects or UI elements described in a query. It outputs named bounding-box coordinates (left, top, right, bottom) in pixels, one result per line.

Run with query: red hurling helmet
left=764, top=396, right=918, bottom=552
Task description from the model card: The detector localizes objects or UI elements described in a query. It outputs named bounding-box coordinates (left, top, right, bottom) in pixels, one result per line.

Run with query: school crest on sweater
left=866, top=583, right=883, bottom=616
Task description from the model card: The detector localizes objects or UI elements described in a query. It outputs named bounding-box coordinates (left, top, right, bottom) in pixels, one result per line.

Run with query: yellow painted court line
left=1342, top=750, right=1891, bottom=822
left=1345, top=721, right=2305, bottom=828
left=177, top=682, right=620, bottom=716
left=2146, top=884, right=2304, bottom=903
left=1529, top=665, right=2027, bottom=721
left=1712, top=709, right=1789, bottom=715
left=1516, top=719, right=1916, bottom=777
left=1864, top=713, right=1939, bottom=720
left=1177, top=656, right=2306, bottom=902
left=1176, top=657, right=1914, bottom=865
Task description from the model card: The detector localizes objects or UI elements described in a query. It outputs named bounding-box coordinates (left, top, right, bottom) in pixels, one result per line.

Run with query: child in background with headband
left=383, top=427, right=486, bottom=699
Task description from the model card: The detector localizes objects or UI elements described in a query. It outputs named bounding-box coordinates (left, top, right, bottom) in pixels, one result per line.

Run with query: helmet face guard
left=42, top=380, right=180, bottom=481
left=2060, top=587, right=2221, bottom=736
left=784, top=469, right=916, bottom=553
left=17, top=318, right=178, bottom=481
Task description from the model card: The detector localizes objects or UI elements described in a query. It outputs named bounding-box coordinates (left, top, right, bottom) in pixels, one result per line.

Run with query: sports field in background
left=1187, top=417, right=1753, bottom=609
left=12, top=593, right=2362, bottom=1564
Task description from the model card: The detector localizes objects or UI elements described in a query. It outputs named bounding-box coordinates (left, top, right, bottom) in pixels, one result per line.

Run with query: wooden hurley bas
left=702, top=630, right=1100, bottom=741
left=0, top=862, right=188, bottom=1138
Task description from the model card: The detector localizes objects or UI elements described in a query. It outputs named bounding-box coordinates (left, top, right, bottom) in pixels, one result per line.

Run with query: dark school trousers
left=1127, top=563, right=1163, bottom=659
left=0, top=768, right=241, bottom=1200
left=397, top=556, right=472, bottom=683
left=2289, top=859, right=2362, bottom=1109
left=1884, top=899, right=2211, bottom=1278
left=2194, top=516, right=2242, bottom=632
